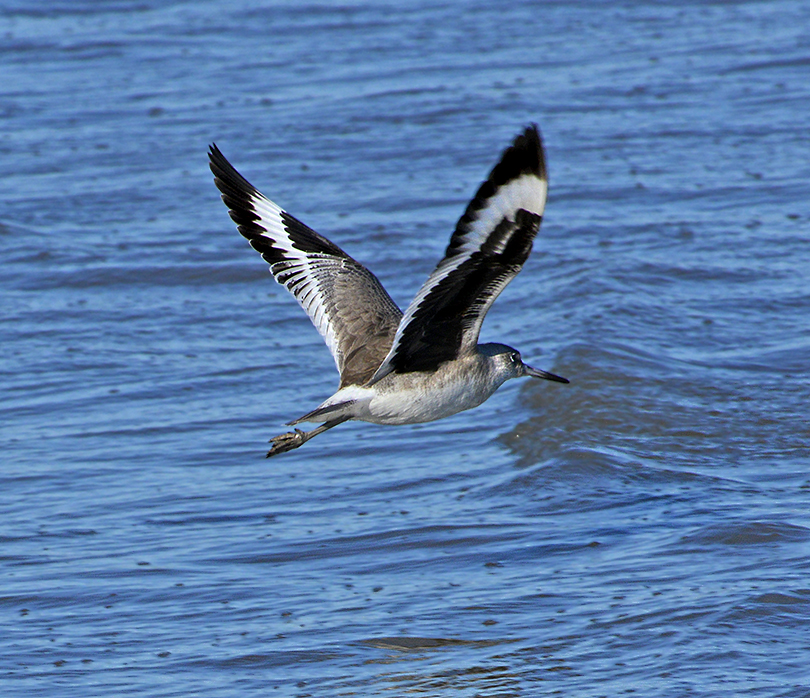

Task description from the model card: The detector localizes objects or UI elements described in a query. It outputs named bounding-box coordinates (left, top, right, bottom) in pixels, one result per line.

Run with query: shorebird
left=209, top=124, right=568, bottom=457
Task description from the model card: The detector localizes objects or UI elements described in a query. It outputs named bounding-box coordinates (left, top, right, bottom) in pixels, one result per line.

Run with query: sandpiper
left=209, top=125, right=568, bottom=457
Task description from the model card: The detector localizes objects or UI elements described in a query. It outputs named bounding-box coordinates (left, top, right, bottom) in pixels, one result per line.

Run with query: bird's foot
left=267, top=428, right=308, bottom=458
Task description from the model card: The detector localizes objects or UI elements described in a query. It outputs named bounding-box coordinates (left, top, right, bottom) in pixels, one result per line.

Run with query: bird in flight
left=209, top=125, right=568, bottom=457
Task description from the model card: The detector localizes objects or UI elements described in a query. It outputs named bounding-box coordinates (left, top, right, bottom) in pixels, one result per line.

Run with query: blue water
left=3, top=1, right=810, bottom=696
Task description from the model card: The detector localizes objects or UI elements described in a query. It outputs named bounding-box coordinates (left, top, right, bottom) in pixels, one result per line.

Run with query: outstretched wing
left=370, top=125, right=547, bottom=383
left=209, top=145, right=402, bottom=388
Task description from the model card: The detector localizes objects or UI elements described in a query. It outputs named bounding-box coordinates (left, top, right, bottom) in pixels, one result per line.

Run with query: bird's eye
left=510, top=352, right=520, bottom=364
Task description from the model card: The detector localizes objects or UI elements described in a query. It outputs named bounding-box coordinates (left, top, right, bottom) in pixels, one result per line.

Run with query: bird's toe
left=266, top=430, right=305, bottom=458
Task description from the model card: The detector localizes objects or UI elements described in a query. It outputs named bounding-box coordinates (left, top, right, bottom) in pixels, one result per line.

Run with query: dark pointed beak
left=524, top=364, right=569, bottom=384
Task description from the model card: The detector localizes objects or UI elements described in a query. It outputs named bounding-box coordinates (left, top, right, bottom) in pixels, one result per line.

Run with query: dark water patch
left=144, top=512, right=262, bottom=528
left=361, top=636, right=512, bottom=651
left=750, top=591, right=810, bottom=605
left=208, top=523, right=527, bottom=568
left=198, top=649, right=343, bottom=669
left=718, top=589, right=810, bottom=630
left=724, top=55, right=810, bottom=74
left=681, top=521, right=810, bottom=547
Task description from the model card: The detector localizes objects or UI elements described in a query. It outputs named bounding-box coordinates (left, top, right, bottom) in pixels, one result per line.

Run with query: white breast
left=363, top=359, right=505, bottom=425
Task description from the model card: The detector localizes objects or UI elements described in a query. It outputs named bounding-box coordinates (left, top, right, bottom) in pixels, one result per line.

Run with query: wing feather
left=209, top=145, right=402, bottom=387
left=370, top=125, right=547, bottom=383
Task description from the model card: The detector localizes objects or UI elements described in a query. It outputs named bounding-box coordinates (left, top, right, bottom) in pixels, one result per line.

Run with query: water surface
left=2, top=1, right=810, bottom=696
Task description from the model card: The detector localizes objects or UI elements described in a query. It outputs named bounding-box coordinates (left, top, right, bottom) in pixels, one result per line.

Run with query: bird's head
left=481, top=343, right=569, bottom=384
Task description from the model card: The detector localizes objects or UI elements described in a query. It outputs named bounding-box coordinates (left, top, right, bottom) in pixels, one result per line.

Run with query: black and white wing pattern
left=209, top=145, right=402, bottom=388
left=370, top=125, right=547, bottom=383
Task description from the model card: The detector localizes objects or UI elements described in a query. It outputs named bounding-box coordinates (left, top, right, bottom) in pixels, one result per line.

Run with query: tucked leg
left=266, top=416, right=350, bottom=458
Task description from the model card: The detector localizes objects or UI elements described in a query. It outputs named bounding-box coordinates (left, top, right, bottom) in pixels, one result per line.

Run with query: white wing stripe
left=470, top=175, right=546, bottom=252
left=452, top=173, right=547, bottom=257
left=242, top=195, right=345, bottom=370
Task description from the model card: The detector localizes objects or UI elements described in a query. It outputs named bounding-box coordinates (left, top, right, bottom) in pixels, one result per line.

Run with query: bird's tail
left=286, top=400, right=357, bottom=426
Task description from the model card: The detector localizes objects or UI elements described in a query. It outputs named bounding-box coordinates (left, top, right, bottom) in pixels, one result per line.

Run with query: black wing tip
left=207, top=143, right=353, bottom=262
left=207, top=142, right=229, bottom=178
left=207, top=144, right=259, bottom=204
left=208, top=143, right=260, bottom=198
left=498, top=122, right=546, bottom=183
left=522, top=123, right=545, bottom=175
left=207, top=143, right=270, bottom=243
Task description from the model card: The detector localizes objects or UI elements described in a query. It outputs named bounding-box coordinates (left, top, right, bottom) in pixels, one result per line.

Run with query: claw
left=266, top=430, right=306, bottom=458
left=263, top=416, right=350, bottom=458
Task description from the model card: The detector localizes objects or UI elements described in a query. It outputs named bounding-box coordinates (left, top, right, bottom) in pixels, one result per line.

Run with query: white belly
left=299, top=356, right=507, bottom=427
left=362, top=369, right=500, bottom=425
